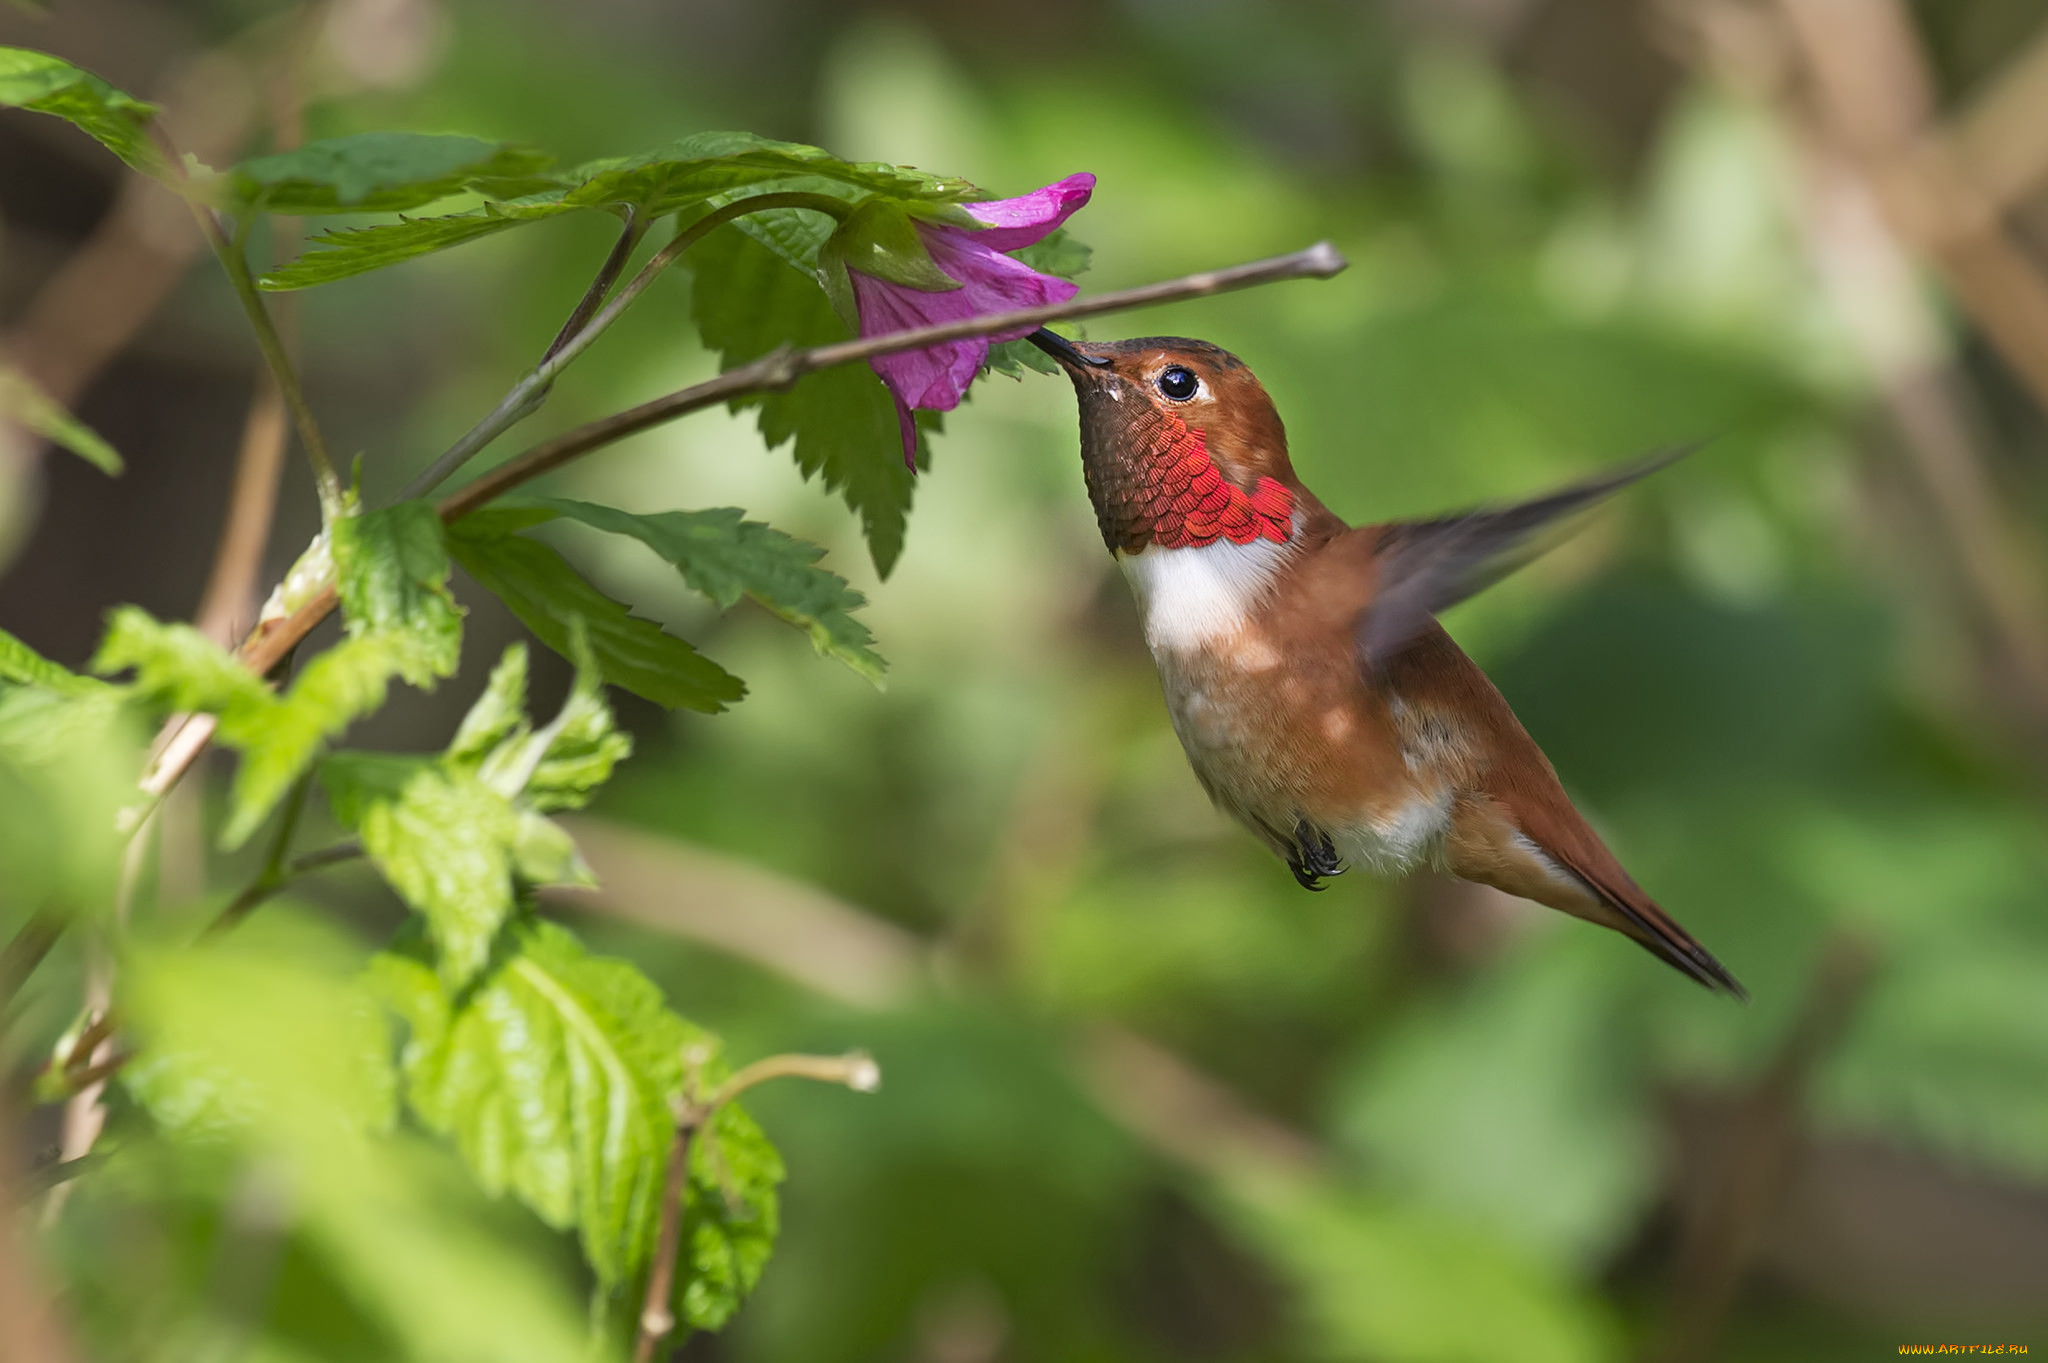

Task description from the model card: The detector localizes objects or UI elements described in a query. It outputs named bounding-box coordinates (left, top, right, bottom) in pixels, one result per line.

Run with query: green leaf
left=332, top=502, right=463, bottom=687
left=527, top=499, right=885, bottom=683
left=566, top=130, right=974, bottom=219
left=447, top=644, right=531, bottom=768
left=372, top=919, right=783, bottom=1324
left=0, top=46, right=160, bottom=174
left=321, top=639, right=623, bottom=982
left=226, top=133, right=555, bottom=214
left=338, top=758, right=521, bottom=988
left=0, top=624, right=107, bottom=695
left=92, top=607, right=272, bottom=719
left=514, top=635, right=633, bottom=812
left=451, top=640, right=631, bottom=814
left=260, top=198, right=584, bottom=290
left=1014, top=225, right=1093, bottom=282
left=221, top=634, right=404, bottom=849
left=984, top=336, right=1061, bottom=378
left=121, top=918, right=593, bottom=1363
left=0, top=364, right=123, bottom=472
left=0, top=679, right=138, bottom=915
left=689, top=224, right=922, bottom=576
left=448, top=510, right=745, bottom=712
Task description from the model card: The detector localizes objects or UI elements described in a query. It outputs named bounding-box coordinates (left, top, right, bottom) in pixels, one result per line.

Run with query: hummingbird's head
left=1027, top=329, right=1302, bottom=555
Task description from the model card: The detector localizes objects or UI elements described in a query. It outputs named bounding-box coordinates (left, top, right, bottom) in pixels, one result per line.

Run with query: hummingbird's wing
left=1354, top=445, right=1693, bottom=668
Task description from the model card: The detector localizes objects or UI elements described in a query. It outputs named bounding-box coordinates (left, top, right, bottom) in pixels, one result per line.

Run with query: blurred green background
left=4, top=0, right=2047, bottom=1359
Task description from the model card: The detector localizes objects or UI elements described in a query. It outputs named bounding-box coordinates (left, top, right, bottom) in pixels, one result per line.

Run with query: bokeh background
left=4, top=0, right=2048, bottom=1359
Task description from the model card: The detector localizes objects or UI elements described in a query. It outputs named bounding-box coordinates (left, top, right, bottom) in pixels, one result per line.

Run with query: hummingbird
left=1026, top=328, right=1743, bottom=996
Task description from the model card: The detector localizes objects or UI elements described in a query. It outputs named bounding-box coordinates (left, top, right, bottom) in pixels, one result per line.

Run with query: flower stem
left=399, top=191, right=851, bottom=500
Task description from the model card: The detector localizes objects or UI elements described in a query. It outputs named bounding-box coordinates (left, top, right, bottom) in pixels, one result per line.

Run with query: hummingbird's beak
left=1026, top=328, right=1111, bottom=372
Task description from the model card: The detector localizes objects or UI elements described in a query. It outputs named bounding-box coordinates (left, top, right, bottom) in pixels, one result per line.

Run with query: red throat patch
left=1094, top=407, right=1295, bottom=551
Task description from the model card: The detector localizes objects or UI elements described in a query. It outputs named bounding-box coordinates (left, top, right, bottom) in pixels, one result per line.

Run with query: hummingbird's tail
left=1534, top=838, right=1748, bottom=998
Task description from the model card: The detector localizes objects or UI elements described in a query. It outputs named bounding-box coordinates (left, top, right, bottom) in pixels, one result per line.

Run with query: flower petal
left=850, top=270, right=987, bottom=411
left=961, top=172, right=1095, bottom=251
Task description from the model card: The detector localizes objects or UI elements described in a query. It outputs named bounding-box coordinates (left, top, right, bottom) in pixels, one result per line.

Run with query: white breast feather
left=1118, top=537, right=1293, bottom=652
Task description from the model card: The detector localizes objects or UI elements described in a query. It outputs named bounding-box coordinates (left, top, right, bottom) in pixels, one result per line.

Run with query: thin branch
left=400, top=191, right=851, bottom=499
left=438, top=240, right=1348, bottom=520
left=140, top=240, right=1349, bottom=801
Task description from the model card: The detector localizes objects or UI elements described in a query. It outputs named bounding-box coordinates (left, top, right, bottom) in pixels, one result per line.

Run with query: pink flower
left=847, top=173, right=1094, bottom=466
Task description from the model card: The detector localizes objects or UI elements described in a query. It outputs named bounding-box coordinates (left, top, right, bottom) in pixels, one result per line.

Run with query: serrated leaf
left=260, top=197, right=584, bottom=290
left=516, top=646, right=632, bottom=813
left=689, top=224, right=922, bottom=576
left=340, top=759, right=521, bottom=988
left=321, top=640, right=621, bottom=982
left=566, top=130, right=974, bottom=218
left=527, top=499, right=885, bottom=683
left=448, top=511, right=745, bottom=712
left=372, top=919, right=783, bottom=1321
left=455, top=640, right=630, bottom=813
left=332, top=501, right=463, bottom=687
left=0, top=46, right=160, bottom=174
left=92, top=607, right=272, bottom=719
left=227, top=132, right=555, bottom=214
left=0, top=364, right=123, bottom=472
left=0, top=624, right=107, bottom=696
left=448, top=644, right=531, bottom=767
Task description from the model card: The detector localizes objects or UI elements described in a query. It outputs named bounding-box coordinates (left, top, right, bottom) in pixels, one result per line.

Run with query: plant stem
left=711, top=1050, right=879, bottom=1105
left=631, top=1048, right=876, bottom=1362
left=632, top=1117, right=694, bottom=1363
left=400, top=191, right=851, bottom=500
left=204, top=840, right=364, bottom=940
left=541, top=209, right=644, bottom=365
left=144, top=240, right=1349, bottom=796
left=196, top=207, right=344, bottom=520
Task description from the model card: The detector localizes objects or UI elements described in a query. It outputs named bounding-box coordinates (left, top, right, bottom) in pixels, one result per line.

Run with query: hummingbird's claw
left=1288, top=819, right=1345, bottom=891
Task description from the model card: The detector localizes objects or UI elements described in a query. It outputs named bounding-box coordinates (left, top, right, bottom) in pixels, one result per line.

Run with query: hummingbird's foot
left=1288, top=819, right=1345, bottom=891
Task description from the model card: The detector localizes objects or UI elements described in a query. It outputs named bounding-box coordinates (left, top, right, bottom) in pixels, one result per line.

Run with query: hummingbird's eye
left=1156, top=365, right=1199, bottom=401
